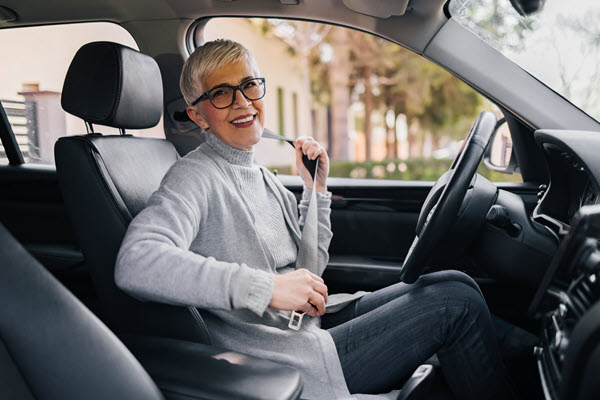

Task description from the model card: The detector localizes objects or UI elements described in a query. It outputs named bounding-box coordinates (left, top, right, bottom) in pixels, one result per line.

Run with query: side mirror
left=484, top=119, right=519, bottom=174
left=509, top=0, right=546, bottom=16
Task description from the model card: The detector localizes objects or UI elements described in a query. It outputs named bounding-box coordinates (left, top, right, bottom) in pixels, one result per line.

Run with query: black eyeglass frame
left=191, top=77, right=266, bottom=109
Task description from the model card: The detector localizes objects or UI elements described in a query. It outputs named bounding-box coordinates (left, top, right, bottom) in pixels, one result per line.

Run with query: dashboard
left=528, top=130, right=600, bottom=400
left=533, top=130, right=600, bottom=237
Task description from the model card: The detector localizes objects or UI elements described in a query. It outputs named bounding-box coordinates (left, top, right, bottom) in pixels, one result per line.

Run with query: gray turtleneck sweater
left=227, top=147, right=298, bottom=273
left=115, top=133, right=396, bottom=400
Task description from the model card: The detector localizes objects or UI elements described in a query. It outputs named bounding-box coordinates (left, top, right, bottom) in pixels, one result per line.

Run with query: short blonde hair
left=180, top=39, right=260, bottom=106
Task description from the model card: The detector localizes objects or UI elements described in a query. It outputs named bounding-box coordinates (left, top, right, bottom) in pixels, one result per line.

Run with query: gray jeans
left=321, top=270, right=516, bottom=400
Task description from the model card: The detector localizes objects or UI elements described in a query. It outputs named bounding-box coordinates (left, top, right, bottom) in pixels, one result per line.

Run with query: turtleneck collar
left=206, top=133, right=255, bottom=167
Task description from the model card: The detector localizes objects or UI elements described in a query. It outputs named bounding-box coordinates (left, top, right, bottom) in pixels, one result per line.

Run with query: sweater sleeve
left=298, top=186, right=333, bottom=277
left=115, top=167, right=274, bottom=317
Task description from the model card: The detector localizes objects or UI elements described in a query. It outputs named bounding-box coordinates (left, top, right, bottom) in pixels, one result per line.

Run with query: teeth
left=232, top=115, right=254, bottom=124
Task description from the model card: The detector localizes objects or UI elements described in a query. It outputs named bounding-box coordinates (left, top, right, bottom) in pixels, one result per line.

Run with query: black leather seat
left=53, top=41, right=303, bottom=400
left=0, top=222, right=303, bottom=399
left=0, top=223, right=164, bottom=400
left=55, top=41, right=210, bottom=343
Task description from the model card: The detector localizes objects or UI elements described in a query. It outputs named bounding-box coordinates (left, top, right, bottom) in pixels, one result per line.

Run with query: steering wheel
left=399, top=111, right=498, bottom=283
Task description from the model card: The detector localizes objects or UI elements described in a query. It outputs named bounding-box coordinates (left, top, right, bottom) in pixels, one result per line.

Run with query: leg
left=322, top=270, right=482, bottom=329
left=325, top=274, right=515, bottom=399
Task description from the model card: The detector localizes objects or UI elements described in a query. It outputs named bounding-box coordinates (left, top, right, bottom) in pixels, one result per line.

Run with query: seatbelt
left=261, top=130, right=320, bottom=330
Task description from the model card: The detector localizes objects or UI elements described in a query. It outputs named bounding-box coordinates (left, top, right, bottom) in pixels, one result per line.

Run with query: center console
left=529, top=205, right=600, bottom=400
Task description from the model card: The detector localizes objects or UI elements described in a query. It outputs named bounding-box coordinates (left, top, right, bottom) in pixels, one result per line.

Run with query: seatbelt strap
left=289, top=162, right=319, bottom=330
left=261, top=131, right=320, bottom=330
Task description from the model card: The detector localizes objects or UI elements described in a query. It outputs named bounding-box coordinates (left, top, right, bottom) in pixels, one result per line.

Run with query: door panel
left=0, top=164, right=83, bottom=270
left=281, top=175, right=540, bottom=294
left=0, top=163, right=100, bottom=313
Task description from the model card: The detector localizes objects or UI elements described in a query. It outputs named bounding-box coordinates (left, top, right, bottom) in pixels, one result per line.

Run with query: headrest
left=62, top=41, right=163, bottom=130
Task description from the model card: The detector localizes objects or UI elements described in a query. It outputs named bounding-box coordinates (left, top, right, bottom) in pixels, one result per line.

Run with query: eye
left=211, top=88, right=230, bottom=98
left=244, top=80, right=257, bottom=89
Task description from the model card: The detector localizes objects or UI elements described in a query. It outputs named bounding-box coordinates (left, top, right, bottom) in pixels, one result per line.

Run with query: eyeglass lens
left=209, top=79, right=265, bottom=108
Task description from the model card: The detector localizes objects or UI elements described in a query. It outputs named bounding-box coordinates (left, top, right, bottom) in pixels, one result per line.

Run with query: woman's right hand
left=269, top=269, right=328, bottom=317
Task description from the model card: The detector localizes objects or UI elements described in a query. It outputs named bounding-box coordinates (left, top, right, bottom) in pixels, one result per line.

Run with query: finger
left=308, top=272, right=324, bottom=284
left=294, top=136, right=307, bottom=149
left=309, top=292, right=326, bottom=315
left=312, top=280, right=328, bottom=303
left=308, top=145, right=323, bottom=160
left=303, top=303, right=319, bottom=317
left=317, top=148, right=326, bottom=161
left=301, top=137, right=315, bottom=154
left=295, top=143, right=305, bottom=164
left=295, top=146, right=310, bottom=175
left=305, top=142, right=318, bottom=159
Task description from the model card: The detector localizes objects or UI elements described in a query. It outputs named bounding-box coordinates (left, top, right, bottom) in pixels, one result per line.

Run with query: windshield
left=450, top=0, right=600, bottom=122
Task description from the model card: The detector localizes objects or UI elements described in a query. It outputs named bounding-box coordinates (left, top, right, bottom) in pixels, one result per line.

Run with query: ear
left=186, top=106, right=210, bottom=131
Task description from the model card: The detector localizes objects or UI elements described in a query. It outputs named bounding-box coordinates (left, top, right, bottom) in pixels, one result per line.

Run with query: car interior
left=1, top=0, right=600, bottom=399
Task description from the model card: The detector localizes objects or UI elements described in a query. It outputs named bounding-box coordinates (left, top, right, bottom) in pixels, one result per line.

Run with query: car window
left=0, top=22, right=165, bottom=165
left=202, top=17, right=521, bottom=182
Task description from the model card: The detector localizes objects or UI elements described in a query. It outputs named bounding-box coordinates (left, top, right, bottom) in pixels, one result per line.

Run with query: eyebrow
left=207, top=76, right=255, bottom=92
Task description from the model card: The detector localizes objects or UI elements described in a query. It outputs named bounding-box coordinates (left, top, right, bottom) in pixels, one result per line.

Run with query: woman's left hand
left=294, top=136, right=329, bottom=194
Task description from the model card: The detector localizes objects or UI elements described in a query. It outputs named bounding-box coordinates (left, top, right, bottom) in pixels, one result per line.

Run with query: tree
left=375, top=41, right=482, bottom=158
left=327, top=27, right=352, bottom=160
left=375, top=43, right=427, bottom=159
left=347, top=31, right=383, bottom=161
left=251, top=18, right=485, bottom=162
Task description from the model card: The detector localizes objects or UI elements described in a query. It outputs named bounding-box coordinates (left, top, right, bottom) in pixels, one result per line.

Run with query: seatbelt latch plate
left=288, top=311, right=305, bottom=330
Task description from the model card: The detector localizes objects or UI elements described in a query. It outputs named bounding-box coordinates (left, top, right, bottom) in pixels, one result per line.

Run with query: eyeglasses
left=191, top=77, right=266, bottom=109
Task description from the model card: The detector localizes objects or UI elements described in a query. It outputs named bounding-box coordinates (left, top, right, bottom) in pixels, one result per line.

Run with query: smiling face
left=186, top=60, right=265, bottom=151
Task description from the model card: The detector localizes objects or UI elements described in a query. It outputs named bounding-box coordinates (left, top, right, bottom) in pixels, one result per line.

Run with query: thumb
left=295, top=144, right=307, bottom=173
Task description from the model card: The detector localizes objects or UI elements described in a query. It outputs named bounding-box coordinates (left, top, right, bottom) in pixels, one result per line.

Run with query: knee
left=437, top=281, right=489, bottom=320
left=443, top=270, right=481, bottom=295
left=420, top=270, right=482, bottom=297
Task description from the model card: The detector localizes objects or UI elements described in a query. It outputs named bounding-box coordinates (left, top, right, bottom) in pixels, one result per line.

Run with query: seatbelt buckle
left=288, top=311, right=305, bottom=330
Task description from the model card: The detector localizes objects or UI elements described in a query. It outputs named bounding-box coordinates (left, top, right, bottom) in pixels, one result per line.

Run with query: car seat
left=0, top=221, right=303, bottom=399
left=0, top=222, right=164, bottom=400
left=54, top=41, right=210, bottom=344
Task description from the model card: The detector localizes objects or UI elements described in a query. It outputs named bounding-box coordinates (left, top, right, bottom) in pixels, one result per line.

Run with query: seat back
left=55, top=41, right=210, bottom=343
left=0, top=223, right=164, bottom=400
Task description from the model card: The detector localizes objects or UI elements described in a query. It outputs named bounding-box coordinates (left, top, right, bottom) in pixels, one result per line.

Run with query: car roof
left=0, top=0, right=447, bottom=53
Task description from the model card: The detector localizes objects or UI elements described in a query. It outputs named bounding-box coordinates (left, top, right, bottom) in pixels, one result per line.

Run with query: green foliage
left=268, top=158, right=522, bottom=183
left=248, top=18, right=497, bottom=159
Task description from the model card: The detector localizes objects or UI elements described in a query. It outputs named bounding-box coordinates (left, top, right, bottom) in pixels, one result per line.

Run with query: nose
left=232, top=88, right=252, bottom=108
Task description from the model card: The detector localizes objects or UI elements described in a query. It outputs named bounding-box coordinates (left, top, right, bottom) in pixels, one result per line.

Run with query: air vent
left=567, top=272, right=598, bottom=318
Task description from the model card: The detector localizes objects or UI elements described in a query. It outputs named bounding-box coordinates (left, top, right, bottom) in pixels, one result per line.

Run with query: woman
left=115, top=39, right=515, bottom=400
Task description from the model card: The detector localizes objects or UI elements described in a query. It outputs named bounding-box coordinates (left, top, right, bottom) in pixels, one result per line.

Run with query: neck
left=206, top=133, right=255, bottom=167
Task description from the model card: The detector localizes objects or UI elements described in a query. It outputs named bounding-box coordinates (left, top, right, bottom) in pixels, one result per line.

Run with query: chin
left=234, top=129, right=262, bottom=150
left=249, top=128, right=263, bottom=143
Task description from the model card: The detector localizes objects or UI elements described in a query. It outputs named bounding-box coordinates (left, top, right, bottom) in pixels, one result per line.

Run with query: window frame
left=0, top=102, right=25, bottom=165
